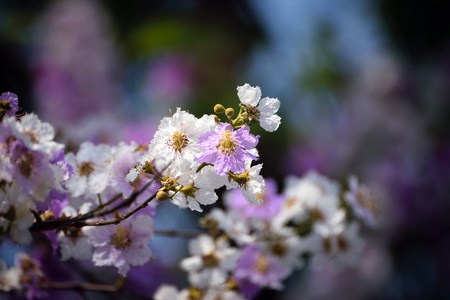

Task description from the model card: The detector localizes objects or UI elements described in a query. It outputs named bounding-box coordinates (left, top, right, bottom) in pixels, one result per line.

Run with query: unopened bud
left=156, top=190, right=170, bottom=201
left=225, top=108, right=234, bottom=118
left=214, top=115, right=220, bottom=124
left=41, top=210, right=55, bottom=221
left=214, top=104, right=225, bottom=114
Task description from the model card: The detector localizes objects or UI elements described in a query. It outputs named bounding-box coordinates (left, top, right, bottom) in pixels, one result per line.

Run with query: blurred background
left=1, top=0, right=450, bottom=299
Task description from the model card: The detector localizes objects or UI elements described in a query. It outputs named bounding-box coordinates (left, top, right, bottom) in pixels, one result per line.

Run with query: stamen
left=168, top=131, right=189, bottom=152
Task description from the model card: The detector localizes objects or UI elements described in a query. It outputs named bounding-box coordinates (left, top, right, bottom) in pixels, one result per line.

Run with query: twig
left=73, top=193, right=157, bottom=227
left=30, top=161, right=170, bottom=232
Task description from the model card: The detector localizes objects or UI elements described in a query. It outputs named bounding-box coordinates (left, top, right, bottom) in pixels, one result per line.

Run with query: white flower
left=307, top=221, right=365, bottom=272
left=65, top=141, right=112, bottom=197
left=6, top=114, right=63, bottom=154
left=226, top=163, right=266, bottom=206
left=208, top=208, right=254, bottom=245
left=180, top=234, right=240, bottom=289
left=0, top=261, right=22, bottom=292
left=194, top=165, right=229, bottom=191
left=57, top=205, right=92, bottom=261
left=344, top=175, right=377, bottom=227
left=147, top=108, right=216, bottom=179
left=237, top=83, right=281, bottom=132
left=0, top=182, right=34, bottom=245
left=171, top=182, right=218, bottom=213
left=154, top=284, right=189, bottom=300
left=273, top=171, right=341, bottom=228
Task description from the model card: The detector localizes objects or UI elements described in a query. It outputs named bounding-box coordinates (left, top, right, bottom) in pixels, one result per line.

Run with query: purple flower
left=43, top=198, right=69, bottom=254
left=85, top=214, right=154, bottom=276
left=0, top=92, right=19, bottom=117
left=225, top=178, right=284, bottom=221
left=234, top=245, right=290, bottom=290
left=16, top=253, right=46, bottom=300
left=196, top=123, right=259, bottom=176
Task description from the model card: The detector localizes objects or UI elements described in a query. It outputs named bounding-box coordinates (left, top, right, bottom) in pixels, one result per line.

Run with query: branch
left=30, top=161, right=172, bottom=232
left=71, top=192, right=157, bottom=227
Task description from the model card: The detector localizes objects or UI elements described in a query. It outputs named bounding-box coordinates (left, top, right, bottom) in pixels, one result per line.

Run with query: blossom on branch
left=85, top=214, right=154, bottom=276
left=237, top=84, right=281, bottom=132
left=196, top=123, right=259, bottom=176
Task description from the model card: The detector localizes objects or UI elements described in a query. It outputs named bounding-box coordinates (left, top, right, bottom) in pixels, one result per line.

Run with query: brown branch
left=30, top=163, right=168, bottom=232
left=72, top=192, right=157, bottom=227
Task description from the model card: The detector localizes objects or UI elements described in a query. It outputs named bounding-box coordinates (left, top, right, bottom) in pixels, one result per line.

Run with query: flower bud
left=214, top=104, right=225, bottom=114
left=214, top=115, right=220, bottom=124
left=40, top=210, right=55, bottom=221
left=156, top=190, right=170, bottom=201
left=225, top=108, right=235, bottom=118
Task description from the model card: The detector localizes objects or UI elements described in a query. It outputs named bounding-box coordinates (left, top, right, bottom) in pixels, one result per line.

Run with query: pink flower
left=85, top=214, right=154, bottom=276
left=196, top=123, right=259, bottom=176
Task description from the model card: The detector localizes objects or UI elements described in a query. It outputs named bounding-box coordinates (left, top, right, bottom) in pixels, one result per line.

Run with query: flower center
left=109, top=226, right=132, bottom=249
left=79, top=162, right=94, bottom=177
left=337, top=235, right=348, bottom=252
left=169, top=131, right=189, bottom=152
left=254, top=255, right=269, bottom=273
left=202, top=253, right=220, bottom=268
left=18, top=152, right=34, bottom=178
left=271, top=242, right=287, bottom=257
left=24, top=130, right=39, bottom=143
left=218, top=130, right=237, bottom=155
left=323, top=237, right=332, bottom=254
left=357, top=188, right=376, bottom=211
left=243, top=104, right=260, bottom=123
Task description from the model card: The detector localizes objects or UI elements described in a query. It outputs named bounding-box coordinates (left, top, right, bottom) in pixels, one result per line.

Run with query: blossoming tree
left=0, top=85, right=377, bottom=299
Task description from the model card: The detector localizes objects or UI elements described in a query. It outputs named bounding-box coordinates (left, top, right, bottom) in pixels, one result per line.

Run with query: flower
left=65, top=141, right=112, bottom=197
left=171, top=183, right=218, bottom=213
left=0, top=260, right=21, bottom=292
left=273, top=171, right=341, bottom=228
left=0, top=92, right=19, bottom=117
left=233, top=245, right=290, bottom=290
left=0, top=182, right=35, bottom=244
left=196, top=123, right=259, bottom=176
left=110, top=142, right=159, bottom=205
left=85, top=214, right=154, bottom=276
left=180, top=234, right=240, bottom=289
left=6, top=113, right=63, bottom=154
left=307, top=221, right=365, bottom=272
left=154, top=284, right=189, bottom=300
left=146, top=108, right=216, bottom=180
left=237, top=84, right=281, bottom=132
left=344, top=175, right=377, bottom=227
left=56, top=204, right=93, bottom=261
left=225, top=178, right=284, bottom=221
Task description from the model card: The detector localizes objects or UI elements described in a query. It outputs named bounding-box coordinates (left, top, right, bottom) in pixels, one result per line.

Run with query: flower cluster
left=156, top=171, right=373, bottom=299
left=0, top=86, right=377, bottom=299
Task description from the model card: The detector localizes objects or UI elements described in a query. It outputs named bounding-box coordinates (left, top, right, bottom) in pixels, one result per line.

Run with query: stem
left=76, top=192, right=157, bottom=227
left=30, top=162, right=172, bottom=232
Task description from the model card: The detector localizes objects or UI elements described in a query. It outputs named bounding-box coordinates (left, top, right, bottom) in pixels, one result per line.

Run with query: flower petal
left=237, top=84, right=261, bottom=107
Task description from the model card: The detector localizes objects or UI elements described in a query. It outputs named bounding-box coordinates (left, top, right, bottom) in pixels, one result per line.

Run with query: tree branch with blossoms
left=0, top=86, right=379, bottom=299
